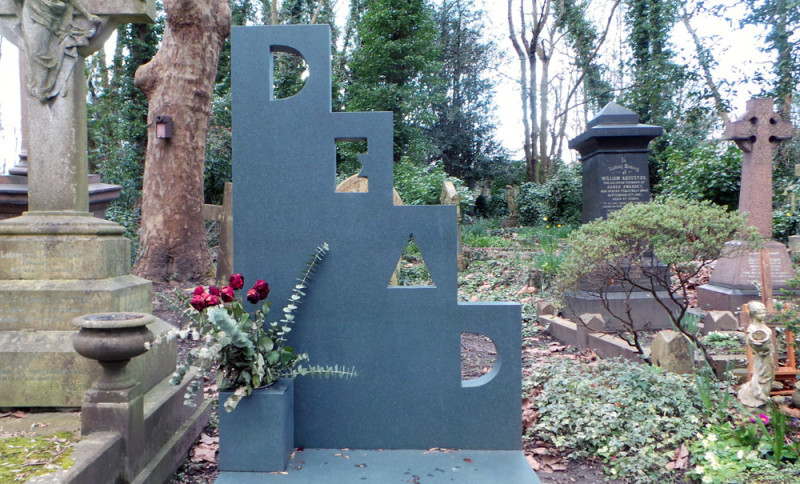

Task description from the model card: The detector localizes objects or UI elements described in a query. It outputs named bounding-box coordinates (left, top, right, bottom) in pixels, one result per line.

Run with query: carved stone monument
left=697, top=99, right=795, bottom=312
left=0, top=0, right=175, bottom=407
left=224, top=25, right=535, bottom=481
left=564, top=102, right=676, bottom=330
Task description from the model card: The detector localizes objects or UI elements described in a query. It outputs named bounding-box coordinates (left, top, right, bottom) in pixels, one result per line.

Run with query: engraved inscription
left=599, top=160, right=649, bottom=212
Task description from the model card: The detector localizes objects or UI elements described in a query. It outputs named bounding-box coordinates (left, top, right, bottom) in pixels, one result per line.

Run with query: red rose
left=204, top=294, right=221, bottom=307
left=253, top=280, right=269, bottom=300
left=229, top=274, right=244, bottom=290
left=193, top=286, right=206, bottom=296
left=190, top=294, right=206, bottom=311
left=246, top=288, right=260, bottom=304
left=220, top=286, right=234, bottom=303
left=208, top=286, right=220, bottom=296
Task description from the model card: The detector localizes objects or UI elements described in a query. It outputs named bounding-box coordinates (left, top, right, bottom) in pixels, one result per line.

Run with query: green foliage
left=659, top=142, right=742, bottom=210
left=555, top=0, right=613, bottom=110
left=528, top=358, right=706, bottom=482
left=204, top=91, right=233, bottom=204
left=428, top=0, right=505, bottom=185
left=559, top=199, right=761, bottom=364
left=689, top=405, right=800, bottom=483
left=347, top=0, right=443, bottom=162
left=393, top=160, right=473, bottom=210
left=518, top=164, right=581, bottom=226
left=168, top=244, right=355, bottom=412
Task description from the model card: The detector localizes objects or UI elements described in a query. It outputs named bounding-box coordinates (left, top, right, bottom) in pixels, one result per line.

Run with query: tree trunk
left=132, top=0, right=232, bottom=282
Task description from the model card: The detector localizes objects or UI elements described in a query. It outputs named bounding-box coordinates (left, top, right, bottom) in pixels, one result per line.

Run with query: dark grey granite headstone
left=232, top=25, right=522, bottom=451
left=569, top=103, right=662, bottom=223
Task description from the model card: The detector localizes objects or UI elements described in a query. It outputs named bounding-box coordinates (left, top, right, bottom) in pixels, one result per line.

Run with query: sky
left=0, top=0, right=773, bottom=174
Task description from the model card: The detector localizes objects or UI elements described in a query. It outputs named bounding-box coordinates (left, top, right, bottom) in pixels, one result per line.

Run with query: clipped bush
left=518, top=164, right=581, bottom=226
left=558, top=198, right=761, bottom=365
left=528, top=358, right=706, bottom=482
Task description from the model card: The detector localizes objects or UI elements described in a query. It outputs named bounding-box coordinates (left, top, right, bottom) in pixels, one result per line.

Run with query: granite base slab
left=216, top=449, right=539, bottom=483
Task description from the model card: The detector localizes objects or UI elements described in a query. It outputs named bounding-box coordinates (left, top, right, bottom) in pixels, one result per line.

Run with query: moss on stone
left=0, top=431, right=77, bottom=481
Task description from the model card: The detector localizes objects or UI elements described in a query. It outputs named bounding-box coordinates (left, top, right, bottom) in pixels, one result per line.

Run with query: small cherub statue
left=737, top=301, right=776, bottom=408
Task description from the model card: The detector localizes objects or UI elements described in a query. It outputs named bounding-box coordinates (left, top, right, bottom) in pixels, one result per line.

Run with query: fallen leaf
left=550, top=463, right=568, bottom=471
left=199, top=433, right=217, bottom=445
left=191, top=443, right=217, bottom=463
left=531, top=447, right=549, bottom=455
left=525, top=455, right=541, bottom=471
left=541, top=455, right=561, bottom=466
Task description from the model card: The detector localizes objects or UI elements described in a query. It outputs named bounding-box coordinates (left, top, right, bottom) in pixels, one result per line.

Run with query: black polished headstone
left=569, top=103, right=662, bottom=224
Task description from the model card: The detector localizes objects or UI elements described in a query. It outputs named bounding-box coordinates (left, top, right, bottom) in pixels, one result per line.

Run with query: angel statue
left=737, top=301, right=776, bottom=408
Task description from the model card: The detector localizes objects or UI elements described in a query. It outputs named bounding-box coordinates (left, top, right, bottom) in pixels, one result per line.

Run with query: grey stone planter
left=218, top=378, right=294, bottom=472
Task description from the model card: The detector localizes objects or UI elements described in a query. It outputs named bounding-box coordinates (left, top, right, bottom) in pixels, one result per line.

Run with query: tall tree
left=133, top=0, right=232, bottom=282
left=429, top=0, right=504, bottom=186
left=743, top=0, right=799, bottom=121
left=347, top=0, right=443, bottom=162
left=508, top=0, right=619, bottom=183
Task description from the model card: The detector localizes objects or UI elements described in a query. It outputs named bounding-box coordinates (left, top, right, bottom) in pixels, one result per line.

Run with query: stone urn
left=72, top=312, right=155, bottom=390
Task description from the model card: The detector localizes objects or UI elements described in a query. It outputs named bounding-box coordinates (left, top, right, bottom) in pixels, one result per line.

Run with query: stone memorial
left=650, top=330, right=694, bottom=375
left=224, top=25, right=536, bottom=481
left=440, top=180, right=467, bottom=270
left=504, top=183, right=520, bottom=227
left=0, top=2, right=208, bottom=479
left=697, top=98, right=795, bottom=312
left=0, top=0, right=174, bottom=407
left=564, top=102, right=675, bottom=330
left=569, top=102, right=661, bottom=224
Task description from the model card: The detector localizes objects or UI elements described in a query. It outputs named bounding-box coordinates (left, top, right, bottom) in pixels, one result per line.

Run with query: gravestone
left=697, top=99, right=795, bottom=312
left=0, top=0, right=175, bottom=407
left=569, top=102, right=661, bottom=224
left=228, top=25, right=535, bottom=481
left=651, top=330, right=694, bottom=375
left=504, top=184, right=520, bottom=227
left=564, top=102, right=676, bottom=330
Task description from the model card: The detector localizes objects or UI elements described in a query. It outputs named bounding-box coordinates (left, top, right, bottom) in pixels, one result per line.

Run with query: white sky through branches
left=0, top=0, right=773, bottom=173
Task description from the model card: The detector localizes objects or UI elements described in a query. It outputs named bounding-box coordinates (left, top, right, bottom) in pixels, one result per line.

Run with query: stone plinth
left=0, top=213, right=175, bottom=407
left=697, top=240, right=795, bottom=312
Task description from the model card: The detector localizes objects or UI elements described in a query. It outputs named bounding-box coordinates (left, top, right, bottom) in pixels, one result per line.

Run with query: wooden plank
left=216, top=182, right=234, bottom=285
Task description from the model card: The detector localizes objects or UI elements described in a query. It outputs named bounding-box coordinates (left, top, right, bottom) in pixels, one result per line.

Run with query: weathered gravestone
left=697, top=99, right=795, bottom=312
left=564, top=102, right=677, bottom=330
left=0, top=0, right=176, bottom=407
left=227, top=25, right=536, bottom=481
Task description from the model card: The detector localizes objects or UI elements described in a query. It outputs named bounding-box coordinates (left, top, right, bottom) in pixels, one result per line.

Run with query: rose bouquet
left=170, top=243, right=355, bottom=411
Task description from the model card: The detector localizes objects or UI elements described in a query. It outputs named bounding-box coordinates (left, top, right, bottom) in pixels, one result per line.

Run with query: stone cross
left=0, top=0, right=154, bottom=214
left=726, top=98, right=794, bottom=238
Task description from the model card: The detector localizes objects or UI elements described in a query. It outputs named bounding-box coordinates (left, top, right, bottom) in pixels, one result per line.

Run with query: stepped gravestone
left=226, top=25, right=536, bottom=482
left=0, top=0, right=175, bottom=407
left=697, top=99, right=795, bottom=312
left=564, top=103, right=677, bottom=330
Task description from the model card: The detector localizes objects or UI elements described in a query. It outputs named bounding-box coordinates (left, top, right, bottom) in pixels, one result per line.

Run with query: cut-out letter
left=389, top=235, right=435, bottom=287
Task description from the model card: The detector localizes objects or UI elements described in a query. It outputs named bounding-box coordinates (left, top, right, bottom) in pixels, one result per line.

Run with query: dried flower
left=229, top=273, right=244, bottom=290
left=253, top=280, right=270, bottom=300
left=220, top=286, right=235, bottom=303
